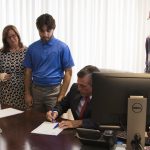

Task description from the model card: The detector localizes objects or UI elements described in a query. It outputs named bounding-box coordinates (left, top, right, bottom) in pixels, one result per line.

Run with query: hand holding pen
left=46, top=110, right=58, bottom=122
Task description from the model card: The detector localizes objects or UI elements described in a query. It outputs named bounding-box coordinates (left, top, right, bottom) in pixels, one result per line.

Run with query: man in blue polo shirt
left=23, top=13, right=74, bottom=112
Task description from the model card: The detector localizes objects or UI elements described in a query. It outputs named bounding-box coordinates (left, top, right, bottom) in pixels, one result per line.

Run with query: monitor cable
left=119, top=116, right=126, bottom=131
left=131, top=133, right=144, bottom=150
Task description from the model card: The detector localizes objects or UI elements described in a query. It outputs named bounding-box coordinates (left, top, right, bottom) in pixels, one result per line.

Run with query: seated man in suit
left=46, top=65, right=100, bottom=129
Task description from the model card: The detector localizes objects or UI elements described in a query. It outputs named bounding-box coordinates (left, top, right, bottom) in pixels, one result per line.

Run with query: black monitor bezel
left=91, top=72, right=150, bottom=130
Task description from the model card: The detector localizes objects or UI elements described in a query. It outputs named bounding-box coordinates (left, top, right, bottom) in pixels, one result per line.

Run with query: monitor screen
left=91, top=72, right=150, bottom=130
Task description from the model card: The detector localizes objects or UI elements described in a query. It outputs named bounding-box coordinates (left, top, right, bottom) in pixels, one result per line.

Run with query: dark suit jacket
left=145, top=36, right=150, bottom=72
left=54, top=83, right=98, bottom=129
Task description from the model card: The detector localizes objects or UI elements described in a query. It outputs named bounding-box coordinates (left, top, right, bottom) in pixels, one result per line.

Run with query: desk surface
left=0, top=105, right=108, bottom=150
left=0, top=105, right=82, bottom=150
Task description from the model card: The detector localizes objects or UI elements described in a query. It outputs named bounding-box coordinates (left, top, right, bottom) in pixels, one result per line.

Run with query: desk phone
left=76, top=128, right=116, bottom=148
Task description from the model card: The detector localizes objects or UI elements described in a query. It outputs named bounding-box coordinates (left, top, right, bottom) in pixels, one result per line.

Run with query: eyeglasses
left=7, top=34, right=17, bottom=40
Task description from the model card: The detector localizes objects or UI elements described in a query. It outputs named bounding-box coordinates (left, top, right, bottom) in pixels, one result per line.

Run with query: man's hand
left=25, top=94, right=33, bottom=107
left=59, top=120, right=82, bottom=129
left=57, top=95, right=64, bottom=102
left=46, top=110, right=58, bottom=122
left=57, top=68, right=72, bottom=102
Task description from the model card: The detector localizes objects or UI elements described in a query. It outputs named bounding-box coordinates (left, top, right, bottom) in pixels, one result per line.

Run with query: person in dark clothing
left=46, top=65, right=100, bottom=129
left=145, top=36, right=150, bottom=73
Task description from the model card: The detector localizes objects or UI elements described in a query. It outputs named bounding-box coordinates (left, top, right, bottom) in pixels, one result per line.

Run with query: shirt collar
left=81, top=96, right=92, bottom=101
left=41, top=36, right=55, bottom=46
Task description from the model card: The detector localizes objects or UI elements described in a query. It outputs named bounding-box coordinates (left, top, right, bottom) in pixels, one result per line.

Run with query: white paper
left=31, top=121, right=63, bottom=136
left=114, top=144, right=126, bottom=150
left=115, top=147, right=126, bottom=150
left=0, top=108, right=23, bottom=118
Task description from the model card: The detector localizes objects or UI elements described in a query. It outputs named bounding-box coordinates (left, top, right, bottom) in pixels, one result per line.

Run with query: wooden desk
left=0, top=105, right=109, bottom=150
left=0, top=105, right=82, bottom=150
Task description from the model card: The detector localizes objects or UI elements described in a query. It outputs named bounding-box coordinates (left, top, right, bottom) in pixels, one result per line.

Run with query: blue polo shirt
left=23, top=37, right=74, bottom=86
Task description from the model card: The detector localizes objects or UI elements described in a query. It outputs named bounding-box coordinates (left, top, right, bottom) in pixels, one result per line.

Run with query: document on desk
left=0, top=108, right=23, bottom=118
left=31, top=121, right=63, bottom=136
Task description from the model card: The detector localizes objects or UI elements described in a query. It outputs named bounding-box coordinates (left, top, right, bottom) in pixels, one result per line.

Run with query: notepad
left=31, top=121, right=63, bottom=136
left=0, top=108, right=23, bottom=118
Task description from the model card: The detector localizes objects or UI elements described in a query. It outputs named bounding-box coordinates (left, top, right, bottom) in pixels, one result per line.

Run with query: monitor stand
left=127, top=96, right=147, bottom=149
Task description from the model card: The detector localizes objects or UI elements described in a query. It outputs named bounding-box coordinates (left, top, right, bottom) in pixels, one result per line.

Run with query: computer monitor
left=91, top=72, right=150, bottom=130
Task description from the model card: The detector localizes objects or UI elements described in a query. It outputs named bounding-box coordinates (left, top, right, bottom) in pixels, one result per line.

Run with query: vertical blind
left=0, top=0, right=150, bottom=83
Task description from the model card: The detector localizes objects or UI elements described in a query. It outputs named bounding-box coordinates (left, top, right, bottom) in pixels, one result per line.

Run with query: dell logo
left=132, top=103, right=142, bottom=113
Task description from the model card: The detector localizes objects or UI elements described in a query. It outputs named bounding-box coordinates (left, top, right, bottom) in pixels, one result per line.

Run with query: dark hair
left=77, top=65, right=100, bottom=78
left=1, top=25, right=23, bottom=53
left=36, top=13, right=56, bottom=31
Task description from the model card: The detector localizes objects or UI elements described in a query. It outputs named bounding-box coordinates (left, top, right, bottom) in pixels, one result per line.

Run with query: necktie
left=79, top=96, right=90, bottom=119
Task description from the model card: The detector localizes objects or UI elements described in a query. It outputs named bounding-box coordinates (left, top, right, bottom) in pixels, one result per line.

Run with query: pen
left=51, top=109, right=56, bottom=123
left=53, top=123, right=59, bottom=129
left=51, top=110, right=55, bottom=123
left=51, top=109, right=58, bottom=123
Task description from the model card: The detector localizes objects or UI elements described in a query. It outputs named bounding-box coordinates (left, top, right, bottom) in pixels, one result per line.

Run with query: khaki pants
left=32, top=84, right=61, bottom=112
